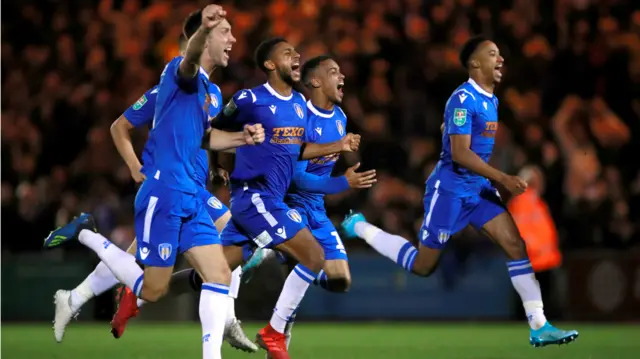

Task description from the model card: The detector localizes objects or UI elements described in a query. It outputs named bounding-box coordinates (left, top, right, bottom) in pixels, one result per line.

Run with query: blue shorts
left=221, top=191, right=306, bottom=249
left=294, top=205, right=347, bottom=261
left=134, top=179, right=219, bottom=267
left=196, top=187, right=229, bottom=224
left=419, top=184, right=506, bottom=250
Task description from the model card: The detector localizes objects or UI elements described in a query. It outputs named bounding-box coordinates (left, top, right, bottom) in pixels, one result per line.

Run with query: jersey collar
left=263, top=82, right=293, bottom=101
left=467, top=78, right=494, bottom=98
left=199, top=67, right=209, bottom=78
left=306, top=100, right=334, bottom=118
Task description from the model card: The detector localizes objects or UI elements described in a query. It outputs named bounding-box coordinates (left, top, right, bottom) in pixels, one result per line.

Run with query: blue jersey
left=143, top=56, right=223, bottom=193
left=430, top=79, right=499, bottom=197
left=285, top=100, right=347, bottom=210
left=123, top=86, right=158, bottom=177
left=215, top=83, right=308, bottom=199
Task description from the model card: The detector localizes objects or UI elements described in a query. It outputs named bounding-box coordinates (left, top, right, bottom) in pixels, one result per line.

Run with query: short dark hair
left=301, top=55, right=333, bottom=87
left=254, top=37, right=287, bottom=73
left=459, top=35, right=490, bottom=69
left=183, top=9, right=202, bottom=40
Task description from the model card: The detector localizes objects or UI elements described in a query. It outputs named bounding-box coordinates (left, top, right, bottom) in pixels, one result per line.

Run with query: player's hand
left=243, top=123, right=265, bottom=145
left=201, top=4, right=226, bottom=30
left=211, top=167, right=230, bottom=186
left=341, top=133, right=361, bottom=152
left=344, top=162, right=376, bottom=189
left=130, top=164, right=146, bottom=183
left=500, top=175, right=528, bottom=196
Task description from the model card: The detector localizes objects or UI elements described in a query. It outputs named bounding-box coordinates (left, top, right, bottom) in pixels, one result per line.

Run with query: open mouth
left=337, top=82, right=344, bottom=95
left=292, top=63, right=300, bottom=71
left=223, top=48, right=232, bottom=58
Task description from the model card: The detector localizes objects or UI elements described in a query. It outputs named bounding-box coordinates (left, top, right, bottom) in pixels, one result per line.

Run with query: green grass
left=2, top=322, right=639, bottom=358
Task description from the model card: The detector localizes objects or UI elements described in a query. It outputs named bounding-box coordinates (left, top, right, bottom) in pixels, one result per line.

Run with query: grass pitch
left=2, top=322, right=639, bottom=359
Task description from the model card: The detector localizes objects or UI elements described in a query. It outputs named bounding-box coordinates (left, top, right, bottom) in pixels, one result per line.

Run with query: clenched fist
left=201, top=4, right=226, bottom=30
left=243, top=123, right=265, bottom=145
left=341, top=133, right=361, bottom=152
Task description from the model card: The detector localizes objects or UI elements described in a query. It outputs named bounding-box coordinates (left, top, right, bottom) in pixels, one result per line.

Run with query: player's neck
left=267, top=76, right=292, bottom=98
left=469, top=74, right=495, bottom=95
left=310, top=94, right=334, bottom=112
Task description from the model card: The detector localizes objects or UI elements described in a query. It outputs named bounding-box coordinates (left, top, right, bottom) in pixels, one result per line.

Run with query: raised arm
left=178, top=5, right=226, bottom=80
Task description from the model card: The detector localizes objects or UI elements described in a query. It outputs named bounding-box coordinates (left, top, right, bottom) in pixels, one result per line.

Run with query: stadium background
left=2, top=0, right=639, bottom=358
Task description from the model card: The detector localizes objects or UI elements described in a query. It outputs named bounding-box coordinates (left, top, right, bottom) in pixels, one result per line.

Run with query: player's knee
left=327, top=276, right=351, bottom=293
left=412, top=262, right=436, bottom=277
left=200, top=265, right=232, bottom=285
left=141, top=283, right=169, bottom=302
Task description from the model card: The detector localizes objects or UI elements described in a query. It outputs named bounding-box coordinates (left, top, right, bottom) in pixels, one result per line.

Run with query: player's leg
left=471, top=188, right=578, bottom=346
left=310, top=213, right=351, bottom=292
left=181, top=202, right=233, bottom=359
left=52, top=237, right=138, bottom=342
left=342, top=189, right=462, bottom=277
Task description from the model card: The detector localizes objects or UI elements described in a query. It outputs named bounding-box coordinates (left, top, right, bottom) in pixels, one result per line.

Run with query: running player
left=341, top=35, right=579, bottom=347
left=211, top=38, right=361, bottom=359
left=44, top=6, right=264, bottom=359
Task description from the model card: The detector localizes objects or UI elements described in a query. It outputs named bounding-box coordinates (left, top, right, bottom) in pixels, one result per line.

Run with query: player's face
left=317, top=59, right=345, bottom=104
left=206, top=19, right=236, bottom=67
left=270, top=42, right=301, bottom=85
left=476, top=41, right=504, bottom=83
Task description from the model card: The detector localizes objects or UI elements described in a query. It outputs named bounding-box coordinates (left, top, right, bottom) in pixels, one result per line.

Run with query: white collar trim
left=467, top=78, right=493, bottom=98
left=263, top=82, right=293, bottom=101
left=306, top=100, right=334, bottom=118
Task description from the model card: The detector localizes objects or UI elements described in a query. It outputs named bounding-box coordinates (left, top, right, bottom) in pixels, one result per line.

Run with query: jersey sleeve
left=446, top=91, right=476, bottom=136
left=291, top=160, right=350, bottom=194
left=122, top=87, right=158, bottom=128
left=211, top=89, right=255, bottom=131
left=160, top=56, right=198, bottom=93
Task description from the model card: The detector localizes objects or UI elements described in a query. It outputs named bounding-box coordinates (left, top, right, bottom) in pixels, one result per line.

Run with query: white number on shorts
left=331, top=231, right=345, bottom=251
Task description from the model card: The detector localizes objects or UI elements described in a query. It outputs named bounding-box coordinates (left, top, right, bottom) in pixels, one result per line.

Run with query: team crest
left=293, top=103, right=304, bottom=119
left=133, top=95, right=147, bottom=110
left=437, top=230, right=450, bottom=244
left=207, top=196, right=223, bottom=209
left=158, top=243, right=173, bottom=261
left=287, top=209, right=302, bottom=223
left=336, top=120, right=345, bottom=136
left=211, top=94, right=218, bottom=108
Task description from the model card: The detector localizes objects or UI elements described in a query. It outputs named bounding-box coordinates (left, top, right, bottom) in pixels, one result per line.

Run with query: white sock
left=354, top=222, right=418, bottom=272
left=69, top=261, right=119, bottom=312
left=269, top=264, right=316, bottom=333
left=200, top=283, right=230, bottom=359
left=78, top=230, right=145, bottom=297
left=225, top=267, right=241, bottom=325
left=507, top=259, right=547, bottom=330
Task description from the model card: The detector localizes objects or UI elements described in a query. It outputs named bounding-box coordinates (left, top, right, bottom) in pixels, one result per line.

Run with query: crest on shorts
left=336, top=120, right=345, bottom=136
left=287, top=209, right=302, bottom=223
left=133, top=95, right=147, bottom=110
left=293, top=103, right=304, bottom=119
left=207, top=196, right=223, bottom=209
left=438, top=230, right=450, bottom=244
left=158, top=243, right=173, bottom=261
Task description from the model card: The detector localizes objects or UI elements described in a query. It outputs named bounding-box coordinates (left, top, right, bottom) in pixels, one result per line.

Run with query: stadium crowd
left=2, top=0, right=639, bottom=255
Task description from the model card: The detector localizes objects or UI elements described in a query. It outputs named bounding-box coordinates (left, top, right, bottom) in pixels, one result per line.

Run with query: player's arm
left=292, top=161, right=376, bottom=193
left=178, top=5, right=226, bottom=80
left=299, top=133, right=361, bottom=160
left=447, top=96, right=526, bottom=195
left=110, top=88, right=157, bottom=183
left=203, top=124, right=264, bottom=151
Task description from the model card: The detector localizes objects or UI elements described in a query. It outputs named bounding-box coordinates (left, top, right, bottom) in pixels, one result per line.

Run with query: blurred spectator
left=2, top=0, right=638, bottom=255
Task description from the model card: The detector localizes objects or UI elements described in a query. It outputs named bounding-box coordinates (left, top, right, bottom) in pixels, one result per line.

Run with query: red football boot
left=110, top=286, right=139, bottom=339
left=256, top=324, right=290, bottom=359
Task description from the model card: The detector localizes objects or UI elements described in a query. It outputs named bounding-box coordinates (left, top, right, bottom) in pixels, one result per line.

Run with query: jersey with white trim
left=215, top=83, right=308, bottom=199
left=285, top=101, right=347, bottom=209
left=142, top=56, right=222, bottom=193
left=431, top=79, right=499, bottom=197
